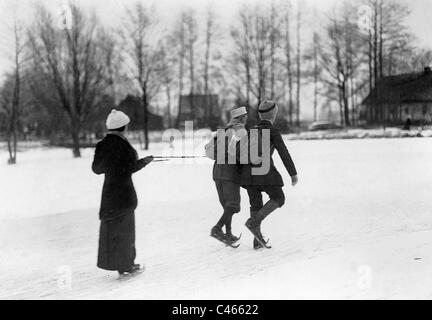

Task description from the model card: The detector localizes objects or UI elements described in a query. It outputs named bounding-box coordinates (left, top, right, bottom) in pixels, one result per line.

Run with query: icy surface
left=0, top=138, right=432, bottom=299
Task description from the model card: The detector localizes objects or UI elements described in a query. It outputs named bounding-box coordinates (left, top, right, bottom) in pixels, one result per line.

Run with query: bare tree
left=283, top=1, right=294, bottom=125
left=7, top=19, right=24, bottom=163
left=173, top=12, right=187, bottom=128
left=28, top=3, right=110, bottom=157
left=304, top=30, right=322, bottom=122
left=230, top=9, right=253, bottom=108
left=159, top=42, right=176, bottom=127
left=363, top=0, right=412, bottom=123
left=319, top=3, right=366, bottom=127
left=203, top=6, right=216, bottom=125
left=122, top=2, right=163, bottom=150
left=185, top=9, right=199, bottom=119
left=295, top=3, right=302, bottom=127
left=0, top=4, right=28, bottom=164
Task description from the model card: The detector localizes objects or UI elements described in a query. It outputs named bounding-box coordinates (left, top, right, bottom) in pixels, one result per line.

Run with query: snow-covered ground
left=1, top=137, right=432, bottom=300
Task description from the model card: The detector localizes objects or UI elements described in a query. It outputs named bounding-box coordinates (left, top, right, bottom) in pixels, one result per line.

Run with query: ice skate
left=118, top=264, right=145, bottom=281
left=211, top=227, right=240, bottom=248
left=245, top=218, right=271, bottom=249
left=225, top=232, right=242, bottom=243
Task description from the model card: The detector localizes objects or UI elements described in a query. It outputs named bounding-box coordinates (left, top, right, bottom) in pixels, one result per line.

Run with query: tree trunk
left=142, top=91, right=149, bottom=150
left=166, top=85, right=172, bottom=128
left=245, top=52, right=251, bottom=107
left=71, top=122, right=81, bottom=158
left=373, top=0, right=379, bottom=123
left=176, top=17, right=186, bottom=129
left=8, top=49, right=20, bottom=165
left=368, top=29, right=374, bottom=123
left=313, top=33, right=319, bottom=122
left=342, top=82, right=350, bottom=126
left=295, top=6, right=301, bottom=127
left=204, top=10, right=213, bottom=126
left=7, top=130, right=17, bottom=165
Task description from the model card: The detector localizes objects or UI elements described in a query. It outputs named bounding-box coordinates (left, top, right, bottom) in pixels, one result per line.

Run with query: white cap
left=106, top=109, right=130, bottom=130
left=231, top=106, right=247, bottom=119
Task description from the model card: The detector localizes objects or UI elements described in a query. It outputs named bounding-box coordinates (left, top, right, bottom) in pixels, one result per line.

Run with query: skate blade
left=210, top=235, right=240, bottom=249
left=245, top=225, right=272, bottom=249
left=117, top=266, right=145, bottom=281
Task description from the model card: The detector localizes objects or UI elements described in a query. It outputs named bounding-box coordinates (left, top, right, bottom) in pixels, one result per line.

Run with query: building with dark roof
left=117, top=95, right=164, bottom=131
left=362, top=67, right=432, bottom=125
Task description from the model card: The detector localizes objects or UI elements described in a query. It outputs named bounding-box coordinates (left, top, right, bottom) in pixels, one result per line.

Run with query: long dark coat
left=92, top=133, right=147, bottom=272
left=240, top=120, right=297, bottom=187
left=92, top=133, right=146, bottom=221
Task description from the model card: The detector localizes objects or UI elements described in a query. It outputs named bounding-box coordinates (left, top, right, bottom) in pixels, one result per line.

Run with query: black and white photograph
left=1, top=0, right=432, bottom=302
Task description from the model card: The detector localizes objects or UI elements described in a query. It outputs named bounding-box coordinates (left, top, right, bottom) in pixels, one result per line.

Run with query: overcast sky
left=1, top=0, right=432, bottom=97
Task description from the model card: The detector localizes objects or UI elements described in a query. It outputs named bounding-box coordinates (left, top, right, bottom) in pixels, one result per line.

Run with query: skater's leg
left=215, top=208, right=235, bottom=230
left=250, top=210, right=262, bottom=249
left=255, top=199, right=280, bottom=223
left=213, top=181, right=228, bottom=236
left=256, top=187, right=285, bottom=223
left=247, top=187, right=264, bottom=218
left=225, top=215, right=232, bottom=235
left=212, top=207, right=236, bottom=240
left=245, top=187, right=267, bottom=246
left=221, top=182, right=241, bottom=238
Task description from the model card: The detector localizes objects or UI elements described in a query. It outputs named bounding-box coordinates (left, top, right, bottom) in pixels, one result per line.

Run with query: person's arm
left=204, top=135, right=217, bottom=160
left=91, top=143, right=106, bottom=175
left=272, top=128, right=298, bottom=184
left=128, top=154, right=154, bottom=174
left=121, top=143, right=154, bottom=174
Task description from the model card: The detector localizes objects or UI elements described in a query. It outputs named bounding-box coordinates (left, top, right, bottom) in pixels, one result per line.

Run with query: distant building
left=362, top=67, right=432, bottom=125
left=178, top=94, right=221, bottom=130
left=117, top=95, right=164, bottom=131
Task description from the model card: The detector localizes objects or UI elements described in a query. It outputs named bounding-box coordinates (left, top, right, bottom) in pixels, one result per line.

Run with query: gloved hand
left=139, top=156, right=154, bottom=168
left=291, top=175, right=298, bottom=187
left=143, top=156, right=154, bottom=165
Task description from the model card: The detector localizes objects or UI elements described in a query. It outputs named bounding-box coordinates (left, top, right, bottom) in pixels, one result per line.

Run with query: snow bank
left=286, top=127, right=432, bottom=140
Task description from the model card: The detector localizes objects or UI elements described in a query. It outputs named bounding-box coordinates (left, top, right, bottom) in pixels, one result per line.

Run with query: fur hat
left=106, top=110, right=130, bottom=130
left=231, top=106, right=248, bottom=119
left=258, top=100, right=278, bottom=122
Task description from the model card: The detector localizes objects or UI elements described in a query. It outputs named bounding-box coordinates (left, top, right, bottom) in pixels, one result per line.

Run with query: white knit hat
left=231, top=106, right=247, bottom=119
left=106, top=109, right=130, bottom=130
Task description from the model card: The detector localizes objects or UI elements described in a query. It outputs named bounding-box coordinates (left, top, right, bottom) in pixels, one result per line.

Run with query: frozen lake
left=0, top=137, right=432, bottom=299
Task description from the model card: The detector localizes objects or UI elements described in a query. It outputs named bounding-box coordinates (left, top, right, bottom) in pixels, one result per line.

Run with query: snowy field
left=1, top=137, right=432, bottom=300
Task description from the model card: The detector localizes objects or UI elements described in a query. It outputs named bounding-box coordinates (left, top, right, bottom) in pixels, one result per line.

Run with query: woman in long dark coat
left=92, top=110, right=153, bottom=275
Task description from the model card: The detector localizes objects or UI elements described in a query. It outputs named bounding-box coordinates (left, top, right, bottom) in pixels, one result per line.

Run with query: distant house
left=362, top=67, right=432, bottom=125
left=117, top=95, right=164, bottom=131
left=178, top=94, right=221, bottom=130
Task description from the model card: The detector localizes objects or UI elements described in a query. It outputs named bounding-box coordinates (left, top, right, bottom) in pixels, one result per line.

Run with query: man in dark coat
left=205, top=107, right=248, bottom=244
left=240, top=100, right=298, bottom=249
left=92, top=110, right=153, bottom=275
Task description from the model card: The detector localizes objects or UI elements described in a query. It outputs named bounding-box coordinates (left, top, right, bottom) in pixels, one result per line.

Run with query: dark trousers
left=246, top=185, right=285, bottom=213
left=97, top=212, right=136, bottom=273
left=215, top=180, right=241, bottom=214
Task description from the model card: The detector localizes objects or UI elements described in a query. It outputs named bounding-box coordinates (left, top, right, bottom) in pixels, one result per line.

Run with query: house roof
left=363, top=68, right=432, bottom=105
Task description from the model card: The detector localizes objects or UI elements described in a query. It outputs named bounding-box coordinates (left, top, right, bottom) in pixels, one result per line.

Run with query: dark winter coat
left=241, top=120, right=297, bottom=187
left=92, top=133, right=147, bottom=221
left=206, top=129, right=242, bottom=184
